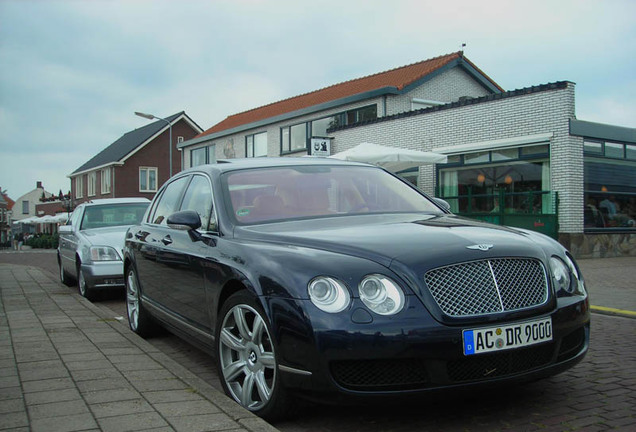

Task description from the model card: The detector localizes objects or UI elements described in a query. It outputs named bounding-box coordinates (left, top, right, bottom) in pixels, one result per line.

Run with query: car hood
left=79, top=226, right=129, bottom=257
left=234, top=213, right=549, bottom=271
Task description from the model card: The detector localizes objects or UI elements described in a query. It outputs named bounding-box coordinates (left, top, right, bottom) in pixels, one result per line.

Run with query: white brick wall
left=330, top=83, right=584, bottom=234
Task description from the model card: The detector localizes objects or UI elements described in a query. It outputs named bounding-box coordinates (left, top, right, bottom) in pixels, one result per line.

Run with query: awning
left=329, top=142, right=448, bottom=172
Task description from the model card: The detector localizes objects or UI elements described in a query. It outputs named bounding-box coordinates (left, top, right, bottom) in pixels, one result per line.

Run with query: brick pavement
left=0, top=264, right=278, bottom=432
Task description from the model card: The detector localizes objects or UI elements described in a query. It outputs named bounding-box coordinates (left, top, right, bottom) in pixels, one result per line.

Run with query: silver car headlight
left=90, top=246, right=121, bottom=262
left=564, top=254, right=586, bottom=296
left=308, top=277, right=350, bottom=313
left=359, top=275, right=405, bottom=315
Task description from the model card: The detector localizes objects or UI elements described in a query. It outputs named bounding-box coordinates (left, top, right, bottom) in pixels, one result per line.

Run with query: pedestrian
left=18, top=232, right=24, bottom=251
left=13, top=233, right=18, bottom=250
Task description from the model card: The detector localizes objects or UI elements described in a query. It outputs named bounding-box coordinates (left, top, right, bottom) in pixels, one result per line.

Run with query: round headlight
left=550, top=256, right=572, bottom=293
left=358, top=275, right=405, bottom=316
left=308, top=277, right=350, bottom=313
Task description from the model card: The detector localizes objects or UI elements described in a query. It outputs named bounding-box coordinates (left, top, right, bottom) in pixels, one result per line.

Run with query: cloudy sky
left=1, top=0, right=634, bottom=199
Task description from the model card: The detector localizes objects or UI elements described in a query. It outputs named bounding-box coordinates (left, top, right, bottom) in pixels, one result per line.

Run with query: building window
left=190, top=145, right=216, bottom=167
left=101, top=168, right=111, bottom=194
left=87, top=172, right=96, bottom=196
left=22, top=200, right=29, bottom=214
left=140, top=167, right=158, bottom=192
left=191, top=147, right=207, bottom=167
left=246, top=132, right=268, bottom=157
left=75, top=176, right=83, bottom=199
left=280, top=105, right=378, bottom=154
left=437, top=145, right=552, bottom=215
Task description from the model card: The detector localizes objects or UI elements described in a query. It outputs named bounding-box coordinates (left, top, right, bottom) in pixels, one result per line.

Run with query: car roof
left=82, top=198, right=150, bottom=207
left=181, top=157, right=374, bottom=176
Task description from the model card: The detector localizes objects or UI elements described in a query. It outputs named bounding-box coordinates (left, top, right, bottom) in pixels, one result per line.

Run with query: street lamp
left=135, top=111, right=173, bottom=177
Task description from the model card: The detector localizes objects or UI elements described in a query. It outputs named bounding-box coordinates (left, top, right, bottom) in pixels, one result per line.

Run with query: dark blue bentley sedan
left=123, top=158, right=589, bottom=420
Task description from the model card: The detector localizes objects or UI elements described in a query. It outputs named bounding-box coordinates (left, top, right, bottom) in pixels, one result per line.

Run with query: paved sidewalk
left=0, top=264, right=278, bottom=432
left=577, top=256, right=636, bottom=318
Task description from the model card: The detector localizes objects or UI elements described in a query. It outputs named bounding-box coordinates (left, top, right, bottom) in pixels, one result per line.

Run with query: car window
left=69, top=207, right=83, bottom=227
left=80, top=203, right=150, bottom=230
left=150, top=176, right=189, bottom=225
left=180, top=175, right=213, bottom=230
left=225, top=165, right=442, bottom=224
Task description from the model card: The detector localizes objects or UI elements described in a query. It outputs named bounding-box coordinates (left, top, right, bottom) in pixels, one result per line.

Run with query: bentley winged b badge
left=466, top=244, right=494, bottom=251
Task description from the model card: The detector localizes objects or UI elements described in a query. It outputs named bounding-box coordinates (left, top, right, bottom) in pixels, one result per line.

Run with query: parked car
left=58, top=198, right=150, bottom=300
left=123, top=158, right=589, bottom=421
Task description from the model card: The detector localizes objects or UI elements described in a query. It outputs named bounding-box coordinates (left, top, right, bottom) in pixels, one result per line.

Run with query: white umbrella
left=329, top=142, right=448, bottom=172
left=38, top=215, right=57, bottom=223
left=52, top=212, right=71, bottom=223
left=15, top=217, right=37, bottom=224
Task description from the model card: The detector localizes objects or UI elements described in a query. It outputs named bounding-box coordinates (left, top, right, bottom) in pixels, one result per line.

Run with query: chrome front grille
left=424, top=258, right=548, bottom=317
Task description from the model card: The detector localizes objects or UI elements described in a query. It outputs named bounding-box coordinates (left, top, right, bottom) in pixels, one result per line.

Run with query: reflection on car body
left=123, top=158, right=589, bottom=421
left=57, top=198, right=150, bottom=301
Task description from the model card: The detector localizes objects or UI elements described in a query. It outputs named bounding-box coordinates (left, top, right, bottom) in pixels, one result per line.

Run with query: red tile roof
left=198, top=52, right=502, bottom=138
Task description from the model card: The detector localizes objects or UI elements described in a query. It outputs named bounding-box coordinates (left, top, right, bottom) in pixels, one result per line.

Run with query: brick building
left=69, top=111, right=202, bottom=206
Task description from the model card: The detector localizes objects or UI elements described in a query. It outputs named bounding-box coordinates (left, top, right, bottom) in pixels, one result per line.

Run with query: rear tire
left=125, top=266, right=160, bottom=338
left=216, top=291, right=292, bottom=421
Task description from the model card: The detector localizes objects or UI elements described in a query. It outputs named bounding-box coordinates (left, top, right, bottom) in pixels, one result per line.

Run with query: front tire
left=216, top=291, right=291, bottom=421
left=77, top=265, right=96, bottom=301
left=58, top=255, right=73, bottom=287
left=125, top=266, right=159, bottom=338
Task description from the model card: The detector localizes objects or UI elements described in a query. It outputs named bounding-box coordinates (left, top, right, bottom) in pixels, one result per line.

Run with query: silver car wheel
left=126, top=270, right=140, bottom=332
left=78, top=270, right=86, bottom=296
left=219, top=304, right=276, bottom=411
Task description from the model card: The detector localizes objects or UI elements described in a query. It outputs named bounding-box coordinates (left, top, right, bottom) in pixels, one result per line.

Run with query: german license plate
left=463, top=317, right=552, bottom=356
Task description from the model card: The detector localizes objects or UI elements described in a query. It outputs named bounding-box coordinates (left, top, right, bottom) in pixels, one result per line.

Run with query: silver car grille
left=424, top=258, right=548, bottom=317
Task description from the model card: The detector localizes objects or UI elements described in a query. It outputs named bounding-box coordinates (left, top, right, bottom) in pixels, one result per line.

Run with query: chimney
left=36, top=181, right=43, bottom=189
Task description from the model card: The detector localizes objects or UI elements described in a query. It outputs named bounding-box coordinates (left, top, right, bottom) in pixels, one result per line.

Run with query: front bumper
left=81, top=262, right=125, bottom=290
left=266, top=294, right=590, bottom=401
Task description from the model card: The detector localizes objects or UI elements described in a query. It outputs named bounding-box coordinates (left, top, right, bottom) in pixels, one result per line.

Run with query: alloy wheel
left=218, top=304, right=276, bottom=411
left=126, top=270, right=139, bottom=332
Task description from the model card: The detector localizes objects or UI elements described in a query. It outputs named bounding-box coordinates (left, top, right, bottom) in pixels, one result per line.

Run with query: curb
left=590, top=305, right=636, bottom=319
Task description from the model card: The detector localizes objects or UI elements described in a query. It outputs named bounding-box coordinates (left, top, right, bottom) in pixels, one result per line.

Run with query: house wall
left=328, top=83, right=582, bottom=234
left=183, top=67, right=494, bottom=168
left=12, top=185, right=52, bottom=221
left=70, top=118, right=200, bottom=206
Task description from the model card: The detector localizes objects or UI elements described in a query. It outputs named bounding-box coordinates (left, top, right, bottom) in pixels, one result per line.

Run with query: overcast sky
left=1, top=0, right=634, bottom=199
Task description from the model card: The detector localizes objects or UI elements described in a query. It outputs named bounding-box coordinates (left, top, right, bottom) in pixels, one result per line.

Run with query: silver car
left=58, top=198, right=150, bottom=301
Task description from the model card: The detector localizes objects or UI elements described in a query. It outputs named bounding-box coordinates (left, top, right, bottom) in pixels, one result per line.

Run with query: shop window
left=605, top=142, right=624, bottom=159
left=584, top=140, right=603, bottom=155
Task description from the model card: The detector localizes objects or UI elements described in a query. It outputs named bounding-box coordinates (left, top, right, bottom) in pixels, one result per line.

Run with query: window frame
left=139, top=167, right=158, bottom=193
left=101, top=168, right=111, bottom=194
left=246, top=132, right=268, bottom=158
left=75, top=176, right=84, bottom=199
left=87, top=172, right=97, bottom=197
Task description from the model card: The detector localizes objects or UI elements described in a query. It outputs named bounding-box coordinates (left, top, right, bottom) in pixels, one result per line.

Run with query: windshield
left=80, top=203, right=149, bottom=230
left=224, top=165, right=442, bottom=224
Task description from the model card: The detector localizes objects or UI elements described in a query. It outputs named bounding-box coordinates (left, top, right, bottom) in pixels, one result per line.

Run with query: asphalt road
left=2, top=250, right=634, bottom=431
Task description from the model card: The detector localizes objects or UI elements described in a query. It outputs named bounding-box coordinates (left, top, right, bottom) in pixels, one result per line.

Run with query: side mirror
left=433, top=198, right=452, bottom=213
left=58, top=225, right=73, bottom=234
left=167, top=210, right=202, bottom=231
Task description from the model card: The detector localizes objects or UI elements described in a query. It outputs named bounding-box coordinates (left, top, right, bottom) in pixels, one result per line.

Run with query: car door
left=59, top=205, right=84, bottom=278
left=132, top=175, right=190, bottom=309
left=156, top=174, right=215, bottom=332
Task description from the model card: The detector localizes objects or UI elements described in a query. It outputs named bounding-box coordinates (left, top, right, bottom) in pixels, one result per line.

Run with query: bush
left=26, top=233, right=59, bottom=249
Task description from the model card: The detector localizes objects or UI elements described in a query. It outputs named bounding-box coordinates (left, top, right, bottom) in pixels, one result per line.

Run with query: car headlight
left=359, top=275, right=405, bottom=315
left=308, top=277, right=350, bottom=313
left=564, top=254, right=586, bottom=296
left=550, top=256, right=585, bottom=296
left=90, top=246, right=121, bottom=262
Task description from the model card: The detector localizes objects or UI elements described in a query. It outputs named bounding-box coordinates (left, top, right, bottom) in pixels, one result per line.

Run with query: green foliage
left=25, top=233, right=59, bottom=249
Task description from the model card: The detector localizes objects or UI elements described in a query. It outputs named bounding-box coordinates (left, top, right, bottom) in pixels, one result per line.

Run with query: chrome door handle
left=161, top=235, right=172, bottom=245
